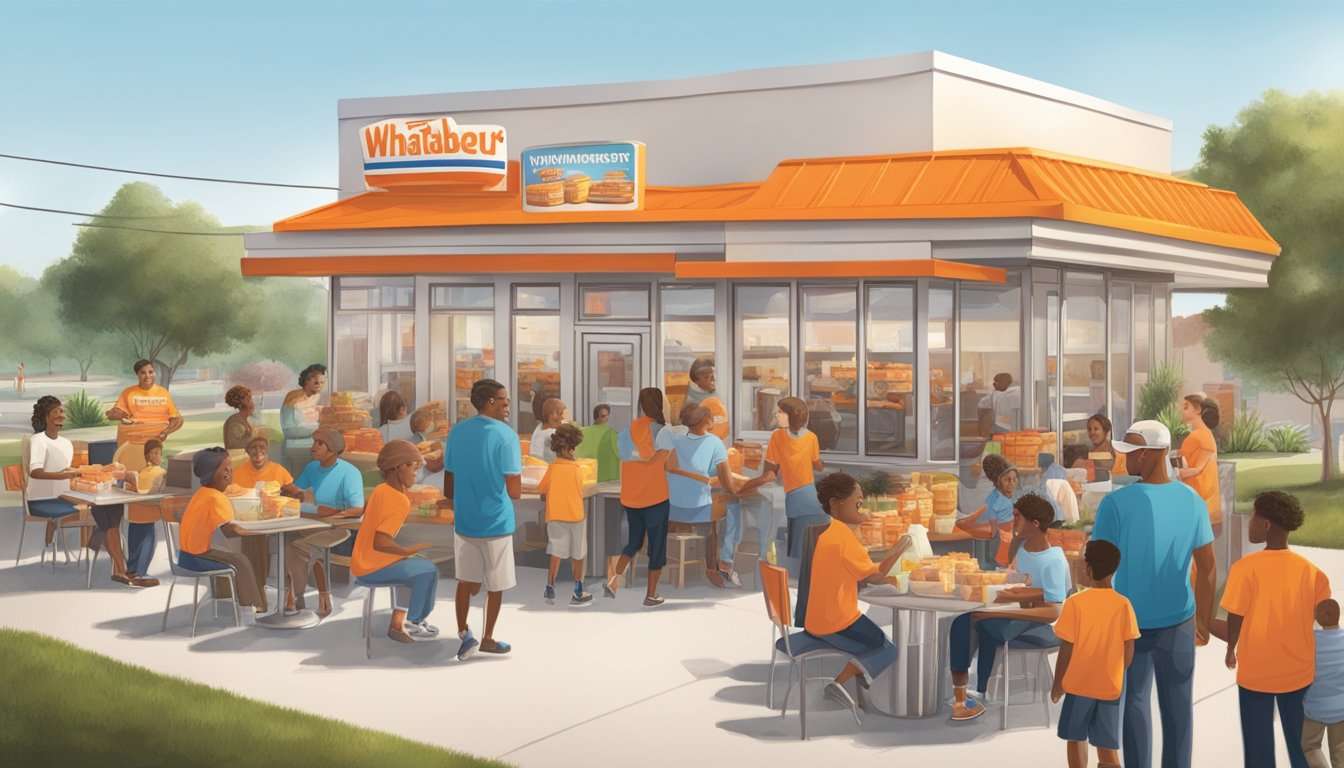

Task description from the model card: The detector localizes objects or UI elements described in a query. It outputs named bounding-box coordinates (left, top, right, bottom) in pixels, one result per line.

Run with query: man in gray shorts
left=444, top=379, right=523, bottom=659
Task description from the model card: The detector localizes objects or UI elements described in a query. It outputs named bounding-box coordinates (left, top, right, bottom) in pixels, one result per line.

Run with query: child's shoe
left=543, top=584, right=556, bottom=604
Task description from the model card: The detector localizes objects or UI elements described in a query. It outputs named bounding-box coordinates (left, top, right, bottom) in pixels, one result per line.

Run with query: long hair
left=637, top=388, right=666, bottom=425
left=378, top=390, right=407, bottom=425
left=1184, top=393, right=1220, bottom=430
left=31, top=396, right=61, bottom=433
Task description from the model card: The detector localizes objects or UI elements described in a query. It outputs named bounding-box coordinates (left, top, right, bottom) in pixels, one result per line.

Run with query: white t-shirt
left=530, top=425, right=557, bottom=462
left=28, top=432, right=74, bottom=501
left=380, top=417, right=416, bottom=445
left=977, top=387, right=1021, bottom=432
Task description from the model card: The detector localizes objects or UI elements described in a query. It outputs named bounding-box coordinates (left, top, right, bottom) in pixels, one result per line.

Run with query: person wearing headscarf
left=175, top=447, right=267, bottom=612
left=288, top=428, right=363, bottom=616
left=351, top=440, right=439, bottom=643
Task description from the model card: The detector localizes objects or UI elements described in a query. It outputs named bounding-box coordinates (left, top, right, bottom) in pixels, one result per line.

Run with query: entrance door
left=576, top=330, right=649, bottom=435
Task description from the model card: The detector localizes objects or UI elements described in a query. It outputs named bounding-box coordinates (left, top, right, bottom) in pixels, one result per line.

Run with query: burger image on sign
left=521, top=141, right=645, bottom=212
left=361, top=116, right=508, bottom=190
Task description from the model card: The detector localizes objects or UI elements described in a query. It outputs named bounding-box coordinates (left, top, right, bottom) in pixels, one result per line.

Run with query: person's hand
left=1225, top=646, right=1237, bottom=670
left=1195, top=625, right=1211, bottom=647
left=436, top=498, right=453, bottom=511
left=121, top=418, right=136, bottom=426
left=61, top=469, right=82, bottom=480
left=1050, top=680, right=1064, bottom=704
left=406, top=542, right=432, bottom=554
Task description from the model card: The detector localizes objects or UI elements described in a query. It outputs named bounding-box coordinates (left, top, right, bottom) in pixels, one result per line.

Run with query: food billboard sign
left=521, top=141, right=646, bottom=212
left=361, top=116, right=508, bottom=191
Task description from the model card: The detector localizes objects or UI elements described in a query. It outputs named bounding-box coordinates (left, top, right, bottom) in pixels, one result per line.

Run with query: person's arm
left=738, top=462, right=778, bottom=495
left=438, top=471, right=454, bottom=511
left=1006, top=528, right=1024, bottom=563
left=1224, top=612, right=1244, bottom=669
left=812, top=458, right=825, bottom=472
left=505, top=474, right=522, bottom=500
left=1050, top=640, right=1073, bottom=703
left=864, top=535, right=913, bottom=584
left=1192, top=542, right=1216, bottom=646
left=1178, top=445, right=1214, bottom=480
left=372, top=531, right=431, bottom=558
left=1124, top=638, right=1135, bottom=670
left=955, top=504, right=995, bottom=539
left=29, top=441, right=79, bottom=481
left=161, top=415, right=184, bottom=439
left=106, top=406, right=130, bottom=421
left=280, top=483, right=302, bottom=498
left=715, top=459, right=742, bottom=495
left=280, top=398, right=316, bottom=439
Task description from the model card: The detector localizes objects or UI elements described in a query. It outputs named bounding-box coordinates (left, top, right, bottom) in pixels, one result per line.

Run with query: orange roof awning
left=674, top=259, right=1006, bottom=282
left=240, top=252, right=676, bottom=278
left=268, top=148, right=1279, bottom=256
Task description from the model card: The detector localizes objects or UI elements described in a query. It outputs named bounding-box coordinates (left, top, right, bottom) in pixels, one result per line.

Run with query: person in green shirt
left=575, top=404, right=621, bottom=483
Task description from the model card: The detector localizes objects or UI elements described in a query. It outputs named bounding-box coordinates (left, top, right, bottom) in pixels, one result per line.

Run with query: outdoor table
left=233, top=516, right=334, bottom=630
left=858, top=591, right=984, bottom=718
left=517, top=481, right=621, bottom=577
left=64, top=486, right=186, bottom=575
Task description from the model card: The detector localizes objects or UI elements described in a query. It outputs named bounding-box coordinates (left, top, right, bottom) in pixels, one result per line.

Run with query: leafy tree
left=1193, top=89, right=1344, bottom=482
left=50, top=183, right=260, bottom=388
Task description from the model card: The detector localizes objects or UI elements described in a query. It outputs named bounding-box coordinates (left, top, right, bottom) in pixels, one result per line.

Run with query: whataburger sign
left=361, top=116, right=507, bottom=190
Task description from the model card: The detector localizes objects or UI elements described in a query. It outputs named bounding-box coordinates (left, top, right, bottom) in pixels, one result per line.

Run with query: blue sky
left=2, top=0, right=1341, bottom=316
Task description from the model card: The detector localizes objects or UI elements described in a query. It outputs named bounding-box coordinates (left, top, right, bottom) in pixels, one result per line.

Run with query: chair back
left=758, top=562, right=792, bottom=629
left=2, top=464, right=24, bottom=493
left=160, top=518, right=187, bottom=574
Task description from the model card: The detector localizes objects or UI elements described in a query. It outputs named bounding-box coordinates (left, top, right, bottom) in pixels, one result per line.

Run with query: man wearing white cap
left=1093, top=420, right=1216, bottom=768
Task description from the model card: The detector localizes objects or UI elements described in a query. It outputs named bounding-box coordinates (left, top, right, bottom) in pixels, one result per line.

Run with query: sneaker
left=570, top=591, right=594, bottom=606
left=406, top=620, right=439, bottom=638
left=602, top=577, right=618, bottom=599
left=823, top=681, right=862, bottom=725
left=543, top=584, right=556, bottom=604
left=643, top=595, right=665, bottom=607
left=456, top=630, right=479, bottom=661
left=951, top=698, right=986, bottom=721
left=721, top=569, right=742, bottom=588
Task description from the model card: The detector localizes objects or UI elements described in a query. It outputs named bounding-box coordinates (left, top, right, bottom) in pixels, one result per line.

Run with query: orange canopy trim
left=240, top=252, right=676, bottom=277
left=675, top=259, right=1006, bottom=283
left=272, top=148, right=1279, bottom=256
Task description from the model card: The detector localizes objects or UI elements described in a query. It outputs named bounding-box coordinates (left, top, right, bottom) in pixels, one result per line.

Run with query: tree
left=50, top=182, right=260, bottom=388
left=1192, top=89, right=1344, bottom=483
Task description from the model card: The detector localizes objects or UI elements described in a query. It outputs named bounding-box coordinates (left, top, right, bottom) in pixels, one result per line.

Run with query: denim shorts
left=1058, top=692, right=1122, bottom=749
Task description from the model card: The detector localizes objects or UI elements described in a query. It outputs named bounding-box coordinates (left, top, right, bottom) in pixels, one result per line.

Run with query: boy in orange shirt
left=1220, top=490, right=1331, bottom=768
left=538, top=424, right=593, bottom=607
left=1051, top=539, right=1140, bottom=768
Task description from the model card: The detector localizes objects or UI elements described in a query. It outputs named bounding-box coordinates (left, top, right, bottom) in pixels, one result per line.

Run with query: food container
left=932, top=515, right=956, bottom=535
left=231, top=497, right=262, bottom=521
left=910, top=579, right=953, bottom=597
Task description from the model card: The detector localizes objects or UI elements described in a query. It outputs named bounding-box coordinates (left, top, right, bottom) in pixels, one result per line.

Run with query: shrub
left=226, top=361, right=296, bottom=395
left=1266, top=423, right=1311, bottom=453
left=1156, top=403, right=1192, bottom=445
left=860, top=471, right=894, bottom=501
left=1224, top=410, right=1271, bottom=454
left=1137, top=361, right=1184, bottom=421
left=64, top=390, right=110, bottom=429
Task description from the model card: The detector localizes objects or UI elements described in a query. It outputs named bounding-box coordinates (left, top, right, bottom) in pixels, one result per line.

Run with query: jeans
left=622, top=500, right=670, bottom=571
left=126, top=522, right=156, bottom=575
left=816, top=614, right=899, bottom=678
left=1240, top=685, right=1310, bottom=768
left=948, top=613, right=1060, bottom=693
left=1123, top=618, right=1196, bottom=768
left=26, top=498, right=79, bottom=519
left=356, top=557, right=439, bottom=624
left=720, top=497, right=767, bottom=565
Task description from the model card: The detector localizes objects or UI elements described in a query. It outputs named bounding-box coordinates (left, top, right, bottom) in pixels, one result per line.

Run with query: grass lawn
left=0, top=628, right=510, bottom=768
left=1228, top=455, right=1344, bottom=549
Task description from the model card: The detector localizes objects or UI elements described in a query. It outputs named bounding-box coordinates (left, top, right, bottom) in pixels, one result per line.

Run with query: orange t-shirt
left=539, top=458, right=585, bottom=523
left=702, top=396, right=729, bottom=441
left=1179, top=427, right=1221, bottom=525
left=1054, top=587, right=1141, bottom=700
left=114, top=384, right=179, bottom=423
left=179, top=487, right=232, bottom=555
left=620, top=417, right=671, bottom=509
left=351, top=484, right=411, bottom=578
left=233, top=461, right=294, bottom=489
left=805, top=517, right=878, bottom=636
left=765, top=428, right=820, bottom=493
left=1221, top=549, right=1331, bottom=693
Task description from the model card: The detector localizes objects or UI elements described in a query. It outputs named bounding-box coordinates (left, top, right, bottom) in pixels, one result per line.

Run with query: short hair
left=541, top=398, right=567, bottom=423
left=246, top=434, right=269, bottom=449
left=993, top=373, right=1013, bottom=386
left=689, top=358, right=715, bottom=384
left=1014, top=493, right=1055, bottom=532
left=410, top=409, right=434, bottom=434
left=680, top=403, right=709, bottom=428
left=1185, top=393, right=1221, bottom=430
left=1253, top=490, right=1304, bottom=532
left=816, top=472, right=860, bottom=516
left=777, top=397, right=809, bottom=432
left=1083, top=539, right=1121, bottom=581
left=593, top=404, right=611, bottom=420
left=1087, top=414, right=1113, bottom=436
left=133, top=359, right=154, bottom=374
left=470, top=379, right=506, bottom=410
left=1317, top=599, right=1340, bottom=627
left=298, top=363, right=327, bottom=388
left=224, top=385, right=251, bottom=410
left=550, top=423, right=584, bottom=454
left=143, top=438, right=164, bottom=458
left=378, top=390, right=407, bottom=425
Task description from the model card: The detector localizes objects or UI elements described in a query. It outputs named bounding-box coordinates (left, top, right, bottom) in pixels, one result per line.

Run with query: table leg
left=253, top=531, right=318, bottom=629
left=588, top=496, right=603, bottom=579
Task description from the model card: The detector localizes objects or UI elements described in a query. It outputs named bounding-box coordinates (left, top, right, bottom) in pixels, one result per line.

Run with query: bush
left=1266, top=423, right=1311, bottom=453
left=860, top=471, right=894, bottom=501
left=226, top=361, right=296, bottom=395
left=64, top=390, right=110, bottom=429
left=1137, top=361, right=1184, bottom=421
left=1156, top=403, right=1192, bottom=445
left=1224, top=410, right=1271, bottom=454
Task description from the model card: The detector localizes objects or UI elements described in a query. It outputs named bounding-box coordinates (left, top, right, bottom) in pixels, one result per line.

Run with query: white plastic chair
left=159, top=518, right=240, bottom=637
left=986, top=642, right=1059, bottom=730
left=356, top=581, right=397, bottom=658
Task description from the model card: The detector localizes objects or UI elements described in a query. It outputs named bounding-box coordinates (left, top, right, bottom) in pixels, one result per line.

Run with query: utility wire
left=71, top=222, right=248, bottom=237
left=1, top=201, right=252, bottom=234
left=0, top=201, right=183, bottom=219
left=0, top=152, right=338, bottom=190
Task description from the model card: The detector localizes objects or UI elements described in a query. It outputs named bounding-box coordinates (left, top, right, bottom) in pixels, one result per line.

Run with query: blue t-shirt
left=1042, top=462, right=1069, bottom=483
left=444, top=415, right=523, bottom=539
left=1306, top=629, right=1344, bottom=723
left=617, top=421, right=673, bottom=461
left=294, top=459, right=364, bottom=511
left=1093, top=481, right=1214, bottom=629
left=1015, top=544, right=1071, bottom=604
left=667, top=432, right=728, bottom=523
left=984, top=489, right=1014, bottom=525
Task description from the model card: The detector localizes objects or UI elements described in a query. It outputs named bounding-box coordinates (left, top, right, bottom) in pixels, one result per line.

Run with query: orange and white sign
left=361, top=116, right=508, bottom=190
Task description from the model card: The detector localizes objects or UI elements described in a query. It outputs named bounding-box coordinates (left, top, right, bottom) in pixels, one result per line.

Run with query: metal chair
left=986, top=640, right=1059, bottom=730
left=759, top=561, right=860, bottom=740
left=159, top=518, right=240, bottom=637
left=8, top=436, right=94, bottom=569
left=356, top=581, right=396, bottom=659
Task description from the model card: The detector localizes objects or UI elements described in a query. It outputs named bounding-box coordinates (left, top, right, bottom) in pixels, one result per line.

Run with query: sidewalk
left=0, top=507, right=1327, bottom=766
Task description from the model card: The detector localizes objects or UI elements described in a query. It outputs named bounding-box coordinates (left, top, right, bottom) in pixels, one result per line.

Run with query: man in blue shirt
left=1093, top=420, right=1215, bottom=768
left=444, top=379, right=522, bottom=660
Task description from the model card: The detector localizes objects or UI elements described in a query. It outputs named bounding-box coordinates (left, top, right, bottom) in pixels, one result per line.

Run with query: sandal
left=705, top=569, right=725, bottom=589
left=480, top=639, right=512, bottom=654
left=643, top=596, right=665, bottom=607
left=131, top=577, right=160, bottom=588
left=111, top=574, right=133, bottom=586
left=387, top=627, right=415, bottom=644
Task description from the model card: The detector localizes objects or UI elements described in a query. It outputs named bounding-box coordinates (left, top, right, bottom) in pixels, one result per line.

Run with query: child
left=738, top=397, right=824, bottom=571
left=125, top=439, right=168, bottom=586
left=1304, top=599, right=1344, bottom=768
left=378, top=391, right=414, bottom=444
left=956, top=453, right=1018, bottom=567
left=575, top=404, right=621, bottom=483
left=538, top=424, right=593, bottom=606
left=1221, top=491, right=1332, bottom=768
left=1039, top=452, right=1069, bottom=483
left=1051, top=539, right=1139, bottom=768
left=530, top=398, right=569, bottom=462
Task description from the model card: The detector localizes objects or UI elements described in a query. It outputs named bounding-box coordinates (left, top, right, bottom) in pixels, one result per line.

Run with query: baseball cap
left=1112, top=420, right=1171, bottom=454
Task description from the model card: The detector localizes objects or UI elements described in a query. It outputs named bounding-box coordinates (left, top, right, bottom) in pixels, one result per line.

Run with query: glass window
left=337, top=277, right=413, bottom=310
left=1153, top=283, right=1170, bottom=365
left=802, top=286, right=857, bottom=453
left=960, top=277, right=1022, bottom=439
left=1063, top=272, right=1106, bottom=441
left=432, top=284, right=494, bottom=310
left=929, top=284, right=957, bottom=461
left=514, top=285, right=560, bottom=311
left=580, top=285, right=650, bottom=320
left=866, top=285, right=917, bottom=457
left=736, top=285, right=791, bottom=433
left=1134, top=284, right=1153, bottom=395
left=333, top=312, right=416, bottom=405
left=430, top=314, right=495, bottom=425
left=1110, top=283, right=1133, bottom=435
left=661, top=285, right=717, bottom=426
left=515, top=315, right=561, bottom=438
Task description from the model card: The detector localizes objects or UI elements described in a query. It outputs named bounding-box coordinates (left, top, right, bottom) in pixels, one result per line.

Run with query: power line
left=71, top=221, right=248, bottom=237
left=0, top=201, right=183, bottom=219
left=0, top=152, right=338, bottom=190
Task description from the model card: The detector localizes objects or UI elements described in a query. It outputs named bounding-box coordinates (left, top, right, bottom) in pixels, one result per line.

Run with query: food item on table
left=526, top=181, right=565, bottom=207
left=224, top=484, right=252, bottom=498
left=340, top=428, right=383, bottom=454
left=577, top=458, right=598, bottom=486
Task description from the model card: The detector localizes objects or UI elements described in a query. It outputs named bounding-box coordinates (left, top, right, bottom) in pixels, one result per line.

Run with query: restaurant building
left=242, top=51, right=1277, bottom=476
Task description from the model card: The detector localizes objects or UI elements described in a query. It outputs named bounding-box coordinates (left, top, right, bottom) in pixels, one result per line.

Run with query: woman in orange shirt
left=1177, top=393, right=1222, bottom=533
left=351, top=440, right=438, bottom=643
